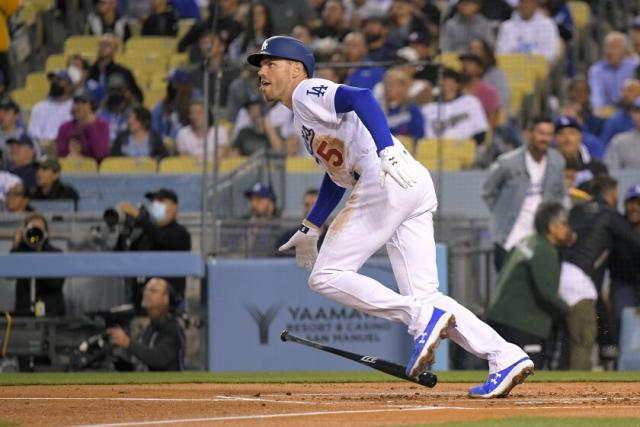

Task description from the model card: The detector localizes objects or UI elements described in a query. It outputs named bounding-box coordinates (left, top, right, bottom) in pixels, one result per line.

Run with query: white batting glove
left=278, top=224, right=320, bottom=272
left=379, top=145, right=417, bottom=189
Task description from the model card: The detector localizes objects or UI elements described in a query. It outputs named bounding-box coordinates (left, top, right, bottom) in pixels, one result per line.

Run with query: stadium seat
left=143, top=89, right=166, bottom=109
left=286, top=156, right=317, bottom=172
left=45, top=54, right=68, bottom=72
left=125, top=36, right=177, bottom=55
left=99, top=156, right=158, bottom=174
left=149, top=72, right=168, bottom=90
left=64, top=36, right=100, bottom=56
left=568, top=1, right=590, bottom=31
left=415, top=152, right=462, bottom=171
left=439, top=52, right=461, bottom=70
left=178, top=19, right=195, bottom=38
left=10, top=88, right=45, bottom=111
left=59, top=157, right=99, bottom=174
left=32, top=0, right=55, bottom=12
left=416, top=138, right=476, bottom=169
left=158, top=156, right=211, bottom=173
left=121, top=53, right=169, bottom=74
left=169, top=53, right=189, bottom=69
left=25, top=72, right=49, bottom=92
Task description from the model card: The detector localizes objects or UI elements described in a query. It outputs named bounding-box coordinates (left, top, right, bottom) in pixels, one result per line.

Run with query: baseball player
left=248, top=36, right=533, bottom=398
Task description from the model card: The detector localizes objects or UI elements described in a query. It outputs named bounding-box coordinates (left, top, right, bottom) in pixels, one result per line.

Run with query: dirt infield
left=1, top=382, right=639, bottom=426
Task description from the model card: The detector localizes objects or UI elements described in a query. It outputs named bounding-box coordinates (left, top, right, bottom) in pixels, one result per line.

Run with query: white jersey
left=292, top=78, right=393, bottom=188
left=421, top=95, right=488, bottom=140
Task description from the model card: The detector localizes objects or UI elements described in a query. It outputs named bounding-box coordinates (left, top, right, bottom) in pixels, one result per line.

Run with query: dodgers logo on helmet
left=247, top=36, right=315, bottom=77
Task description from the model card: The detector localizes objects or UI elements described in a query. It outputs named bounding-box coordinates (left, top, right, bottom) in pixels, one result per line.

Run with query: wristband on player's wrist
left=299, top=224, right=319, bottom=236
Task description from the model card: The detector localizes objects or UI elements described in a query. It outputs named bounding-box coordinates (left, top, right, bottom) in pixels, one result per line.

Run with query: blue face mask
left=148, top=201, right=168, bottom=224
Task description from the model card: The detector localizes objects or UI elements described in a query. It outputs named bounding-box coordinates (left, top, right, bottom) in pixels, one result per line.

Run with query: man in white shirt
left=495, top=0, right=561, bottom=64
left=27, top=70, right=73, bottom=145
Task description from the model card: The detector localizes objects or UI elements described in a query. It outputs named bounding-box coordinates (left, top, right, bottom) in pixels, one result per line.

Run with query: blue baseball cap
left=47, top=69, right=72, bottom=83
left=168, top=68, right=192, bottom=85
left=554, top=115, right=581, bottom=133
left=624, top=184, right=640, bottom=201
left=244, top=182, right=275, bottom=200
left=6, top=134, right=35, bottom=148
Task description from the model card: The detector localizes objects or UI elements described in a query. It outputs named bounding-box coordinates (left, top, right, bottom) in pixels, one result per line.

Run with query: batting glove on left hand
left=379, top=145, right=417, bottom=189
left=278, top=224, right=320, bottom=272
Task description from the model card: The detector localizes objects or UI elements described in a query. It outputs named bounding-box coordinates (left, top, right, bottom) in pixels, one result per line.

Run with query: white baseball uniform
left=291, top=78, right=526, bottom=373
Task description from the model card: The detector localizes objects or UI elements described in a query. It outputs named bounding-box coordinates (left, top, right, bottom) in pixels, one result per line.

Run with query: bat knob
left=419, top=372, right=438, bottom=388
left=280, top=330, right=289, bottom=342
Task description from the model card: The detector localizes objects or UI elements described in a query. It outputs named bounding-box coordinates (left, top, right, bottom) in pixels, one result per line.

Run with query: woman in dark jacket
left=111, top=106, right=169, bottom=160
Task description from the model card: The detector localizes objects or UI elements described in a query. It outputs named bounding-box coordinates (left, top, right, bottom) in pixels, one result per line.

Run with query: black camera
left=23, top=224, right=47, bottom=250
left=103, top=205, right=148, bottom=250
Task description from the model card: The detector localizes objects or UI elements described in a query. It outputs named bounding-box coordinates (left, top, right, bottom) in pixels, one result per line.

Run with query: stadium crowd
left=0, top=0, right=639, bottom=372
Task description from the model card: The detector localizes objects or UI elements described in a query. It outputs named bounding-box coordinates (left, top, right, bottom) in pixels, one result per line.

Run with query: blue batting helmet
left=247, top=36, right=315, bottom=77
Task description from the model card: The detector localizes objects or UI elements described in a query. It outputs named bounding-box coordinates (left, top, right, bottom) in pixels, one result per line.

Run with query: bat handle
left=280, top=330, right=290, bottom=342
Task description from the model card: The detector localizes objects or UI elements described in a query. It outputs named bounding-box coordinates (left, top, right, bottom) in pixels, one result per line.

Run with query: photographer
left=11, top=213, right=65, bottom=316
left=113, top=188, right=191, bottom=312
left=107, top=277, right=184, bottom=371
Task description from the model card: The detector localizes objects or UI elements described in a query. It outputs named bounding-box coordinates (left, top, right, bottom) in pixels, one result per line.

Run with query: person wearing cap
left=111, top=106, right=169, bottom=160
left=243, top=182, right=281, bottom=257
left=408, top=31, right=440, bottom=87
left=441, top=0, right=493, bottom=53
left=151, top=68, right=199, bottom=139
left=142, top=0, right=178, bottom=36
left=244, top=182, right=277, bottom=221
left=421, top=67, right=488, bottom=144
left=26, top=70, right=73, bottom=145
left=88, top=34, right=143, bottom=103
left=599, top=78, right=640, bottom=147
left=98, top=72, right=137, bottom=144
left=6, top=135, right=37, bottom=190
left=588, top=32, right=639, bottom=111
left=558, top=176, right=640, bottom=369
left=56, top=91, right=110, bottom=162
left=0, top=99, right=22, bottom=164
left=30, top=157, right=79, bottom=208
left=495, top=0, right=560, bottom=64
left=604, top=97, right=640, bottom=169
left=116, top=188, right=191, bottom=312
left=4, top=181, right=32, bottom=213
left=86, top=0, right=132, bottom=41
left=459, top=52, right=500, bottom=131
left=554, top=115, right=607, bottom=191
left=608, top=184, right=640, bottom=345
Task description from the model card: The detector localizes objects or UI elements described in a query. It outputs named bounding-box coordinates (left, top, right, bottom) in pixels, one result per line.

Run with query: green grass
left=0, top=370, right=639, bottom=386
left=398, top=417, right=640, bottom=427
left=0, top=422, right=18, bottom=427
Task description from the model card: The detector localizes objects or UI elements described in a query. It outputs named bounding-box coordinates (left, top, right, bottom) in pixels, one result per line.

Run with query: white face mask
left=67, top=65, right=83, bottom=85
left=148, top=200, right=168, bottom=224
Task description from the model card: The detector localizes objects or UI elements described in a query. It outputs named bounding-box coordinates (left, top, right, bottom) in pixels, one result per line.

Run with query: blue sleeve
left=306, top=173, right=346, bottom=227
left=334, top=85, right=393, bottom=154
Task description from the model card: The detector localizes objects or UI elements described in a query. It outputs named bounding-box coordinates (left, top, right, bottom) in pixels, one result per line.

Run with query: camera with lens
left=23, top=224, right=47, bottom=250
left=102, top=204, right=148, bottom=250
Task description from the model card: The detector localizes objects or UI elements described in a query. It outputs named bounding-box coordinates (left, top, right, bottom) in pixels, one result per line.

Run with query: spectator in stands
left=554, top=116, right=607, bottom=190
left=231, top=98, right=285, bottom=156
left=11, top=213, right=65, bottom=317
left=115, top=188, right=191, bottom=311
left=495, top=0, right=561, bottom=64
left=177, top=0, right=243, bottom=61
left=0, top=99, right=22, bottom=163
left=588, top=32, right=639, bottom=111
left=6, top=135, right=37, bottom=191
left=604, top=98, right=640, bottom=169
left=86, top=0, right=132, bottom=41
left=421, top=68, right=488, bottom=144
left=5, top=181, right=33, bottom=213
left=312, top=0, right=350, bottom=43
left=151, top=69, right=196, bottom=140
left=245, top=182, right=277, bottom=220
left=342, top=32, right=384, bottom=90
left=362, top=17, right=396, bottom=62
left=232, top=97, right=297, bottom=155
left=111, top=106, right=169, bottom=159
left=142, top=0, right=178, bottom=36
left=566, top=76, right=604, bottom=136
left=482, top=116, right=566, bottom=272
left=66, top=54, right=107, bottom=105
left=381, top=68, right=424, bottom=148
left=228, top=1, right=272, bottom=66
left=263, top=0, right=316, bottom=37
left=407, top=31, right=439, bottom=87
left=608, top=184, right=640, bottom=345
left=27, top=70, right=73, bottom=146
left=559, top=176, right=640, bottom=369
left=556, top=103, right=605, bottom=160
left=30, top=157, right=79, bottom=204
left=277, top=188, right=326, bottom=253
left=485, top=201, right=572, bottom=368
left=107, top=277, right=185, bottom=371
left=387, top=0, right=429, bottom=48
left=227, top=66, right=261, bottom=122
left=468, top=38, right=511, bottom=121
left=176, top=98, right=230, bottom=160
left=0, top=0, right=19, bottom=89
left=441, top=0, right=493, bottom=53
left=123, top=0, right=152, bottom=21
left=99, top=73, right=136, bottom=144
left=56, top=91, right=110, bottom=162
left=89, top=34, right=143, bottom=104
left=346, top=0, right=387, bottom=28
left=459, top=52, right=501, bottom=131
left=190, top=31, right=239, bottom=111
left=169, top=0, right=200, bottom=20
left=599, top=78, right=640, bottom=147
left=0, top=170, right=19, bottom=208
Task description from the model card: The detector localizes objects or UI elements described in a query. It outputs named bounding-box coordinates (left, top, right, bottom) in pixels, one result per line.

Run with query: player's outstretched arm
left=278, top=173, right=345, bottom=271
left=334, top=85, right=416, bottom=189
